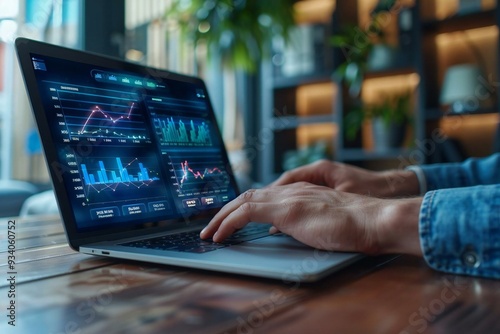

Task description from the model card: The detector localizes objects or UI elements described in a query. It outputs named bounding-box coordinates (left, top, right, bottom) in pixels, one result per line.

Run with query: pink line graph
left=179, top=160, right=222, bottom=186
left=78, top=102, right=135, bottom=135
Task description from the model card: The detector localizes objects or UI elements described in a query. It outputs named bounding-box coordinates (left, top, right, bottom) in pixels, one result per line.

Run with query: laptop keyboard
left=120, top=223, right=271, bottom=254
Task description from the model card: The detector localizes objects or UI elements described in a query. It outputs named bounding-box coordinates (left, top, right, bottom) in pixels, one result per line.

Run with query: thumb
left=269, top=226, right=280, bottom=234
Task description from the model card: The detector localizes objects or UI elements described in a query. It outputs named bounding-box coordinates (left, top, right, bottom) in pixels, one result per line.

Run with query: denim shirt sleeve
left=419, top=184, right=500, bottom=279
left=419, top=153, right=500, bottom=191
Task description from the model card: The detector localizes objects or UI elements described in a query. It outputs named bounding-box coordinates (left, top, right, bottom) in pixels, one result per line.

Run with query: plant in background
left=344, top=92, right=412, bottom=144
left=166, top=0, right=296, bottom=72
left=343, top=103, right=365, bottom=141
left=330, top=23, right=375, bottom=98
left=282, top=141, right=329, bottom=171
left=330, top=0, right=397, bottom=97
left=330, top=0, right=399, bottom=145
left=370, top=92, right=412, bottom=150
left=367, top=91, right=412, bottom=126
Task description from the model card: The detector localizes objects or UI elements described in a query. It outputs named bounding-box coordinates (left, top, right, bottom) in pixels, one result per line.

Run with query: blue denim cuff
left=405, top=165, right=427, bottom=195
left=419, top=185, right=500, bottom=279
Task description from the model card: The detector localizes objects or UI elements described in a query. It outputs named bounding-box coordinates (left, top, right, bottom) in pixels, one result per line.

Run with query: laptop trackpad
left=226, top=233, right=358, bottom=279
left=236, top=233, right=354, bottom=263
left=245, top=233, right=314, bottom=250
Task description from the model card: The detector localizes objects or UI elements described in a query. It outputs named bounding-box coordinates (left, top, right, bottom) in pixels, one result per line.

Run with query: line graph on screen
left=168, top=154, right=230, bottom=195
left=56, top=87, right=150, bottom=140
left=179, top=160, right=222, bottom=187
left=78, top=103, right=135, bottom=135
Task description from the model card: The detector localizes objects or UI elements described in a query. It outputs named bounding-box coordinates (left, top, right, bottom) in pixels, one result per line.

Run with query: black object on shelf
left=421, top=9, right=496, bottom=33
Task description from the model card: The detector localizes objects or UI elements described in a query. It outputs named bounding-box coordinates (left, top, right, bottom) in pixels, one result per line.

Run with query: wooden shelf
left=272, top=72, right=333, bottom=89
left=425, top=107, right=498, bottom=120
left=421, top=9, right=496, bottom=33
left=271, top=115, right=335, bottom=130
left=364, top=67, right=417, bottom=80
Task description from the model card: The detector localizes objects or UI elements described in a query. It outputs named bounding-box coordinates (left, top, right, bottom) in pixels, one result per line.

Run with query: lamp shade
left=440, top=64, right=482, bottom=105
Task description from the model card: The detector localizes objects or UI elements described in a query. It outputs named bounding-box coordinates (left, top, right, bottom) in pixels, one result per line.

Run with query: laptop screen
left=27, top=52, right=238, bottom=232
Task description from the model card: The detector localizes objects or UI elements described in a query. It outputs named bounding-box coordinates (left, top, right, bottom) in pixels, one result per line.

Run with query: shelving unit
left=420, top=0, right=499, bottom=161
left=256, top=0, right=500, bottom=184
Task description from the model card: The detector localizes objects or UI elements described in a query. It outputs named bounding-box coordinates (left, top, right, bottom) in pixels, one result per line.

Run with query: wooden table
left=2, top=215, right=500, bottom=334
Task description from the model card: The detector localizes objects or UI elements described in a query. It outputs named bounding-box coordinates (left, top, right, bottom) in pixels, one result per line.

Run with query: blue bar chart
left=75, top=152, right=168, bottom=205
left=81, top=157, right=159, bottom=186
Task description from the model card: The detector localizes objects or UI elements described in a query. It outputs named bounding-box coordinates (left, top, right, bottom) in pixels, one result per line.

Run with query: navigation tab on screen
left=91, top=69, right=159, bottom=89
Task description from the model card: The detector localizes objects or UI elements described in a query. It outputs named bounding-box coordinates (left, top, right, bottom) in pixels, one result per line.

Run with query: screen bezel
left=15, top=37, right=240, bottom=250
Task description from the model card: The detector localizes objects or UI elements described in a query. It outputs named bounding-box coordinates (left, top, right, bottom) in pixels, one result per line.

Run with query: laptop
left=15, top=37, right=362, bottom=282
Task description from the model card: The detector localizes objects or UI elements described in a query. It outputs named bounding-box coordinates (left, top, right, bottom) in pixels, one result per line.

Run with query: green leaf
left=166, top=0, right=295, bottom=72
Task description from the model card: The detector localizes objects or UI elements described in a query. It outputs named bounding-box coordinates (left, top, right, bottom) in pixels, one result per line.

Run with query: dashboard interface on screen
left=30, top=54, right=237, bottom=231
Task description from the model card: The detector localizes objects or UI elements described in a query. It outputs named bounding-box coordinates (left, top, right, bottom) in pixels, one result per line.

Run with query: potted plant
left=369, top=92, right=412, bottom=150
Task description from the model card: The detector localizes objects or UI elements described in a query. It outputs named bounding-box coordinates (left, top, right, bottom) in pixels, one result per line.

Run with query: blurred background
left=1, top=0, right=499, bottom=217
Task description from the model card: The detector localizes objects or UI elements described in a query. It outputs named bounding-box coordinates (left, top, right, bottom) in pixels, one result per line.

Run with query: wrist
left=376, top=197, right=423, bottom=256
left=377, top=170, right=421, bottom=198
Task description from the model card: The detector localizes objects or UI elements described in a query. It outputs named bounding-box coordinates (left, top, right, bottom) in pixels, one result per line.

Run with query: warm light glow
left=439, top=113, right=499, bottom=157
left=125, top=49, right=144, bottom=62
left=293, top=0, right=336, bottom=24
left=296, top=123, right=338, bottom=149
left=296, top=82, right=337, bottom=116
left=426, top=0, right=459, bottom=20
left=362, top=73, right=420, bottom=105
left=435, top=26, right=498, bottom=45
left=435, top=25, right=498, bottom=89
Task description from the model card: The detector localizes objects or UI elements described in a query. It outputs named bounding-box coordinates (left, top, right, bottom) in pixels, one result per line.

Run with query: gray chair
left=19, top=190, right=59, bottom=217
left=0, top=180, right=39, bottom=217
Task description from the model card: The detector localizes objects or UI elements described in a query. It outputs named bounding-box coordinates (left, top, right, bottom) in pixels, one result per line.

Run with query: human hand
left=200, top=182, right=423, bottom=256
left=271, top=160, right=420, bottom=198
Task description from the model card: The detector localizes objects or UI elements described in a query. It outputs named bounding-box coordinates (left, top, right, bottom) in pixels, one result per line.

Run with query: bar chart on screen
left=81, top=157, right=159, bottom=187
left=153, top=116, right=214, bottom=147
left=76, top=154, right=167, bottom=204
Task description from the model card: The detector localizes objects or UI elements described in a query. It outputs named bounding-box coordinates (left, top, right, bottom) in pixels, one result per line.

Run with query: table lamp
left=440, top=64, right=482, bottom=113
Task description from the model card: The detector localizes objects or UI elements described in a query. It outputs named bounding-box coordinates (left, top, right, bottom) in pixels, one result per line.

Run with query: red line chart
left=179, top=160, right=222, bottom=187
left=78, top=102, right=135, bottom=135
